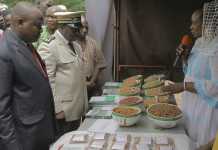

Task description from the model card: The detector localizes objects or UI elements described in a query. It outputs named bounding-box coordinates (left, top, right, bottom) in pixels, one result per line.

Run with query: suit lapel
left=5, top=30, right=47, bottom=79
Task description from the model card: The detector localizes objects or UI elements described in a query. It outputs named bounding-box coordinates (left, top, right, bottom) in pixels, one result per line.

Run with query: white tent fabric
left=85, top=0, right=114, bottom=84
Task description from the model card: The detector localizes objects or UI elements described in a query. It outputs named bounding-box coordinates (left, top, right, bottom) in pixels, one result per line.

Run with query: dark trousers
left=55, top=119, right=80, bottom=139
left=88, top=85, right=102, bottom=100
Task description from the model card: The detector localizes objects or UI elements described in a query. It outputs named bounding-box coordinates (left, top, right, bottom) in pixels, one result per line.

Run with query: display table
left=51, top=132, right=193, bottom=150
left=79, top=117, right=185, bottom=134
left=50, top=116, right=195, bottom=150
left=50, top=81, right=195, bottom=150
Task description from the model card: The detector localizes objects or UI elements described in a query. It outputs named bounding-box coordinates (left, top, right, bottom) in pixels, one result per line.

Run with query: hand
left=176, top=44, right=189, bottom=62
left=162, top=82, right=184, bottom=94
left=86, top=81, right=96, bottom=88
left=56, top=111, right=65, bottom=119
left=57, top=144, right=64, bottom=150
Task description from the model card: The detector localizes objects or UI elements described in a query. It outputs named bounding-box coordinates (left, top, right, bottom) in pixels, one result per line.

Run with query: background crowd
left=0, top=1, right=106, bottom=150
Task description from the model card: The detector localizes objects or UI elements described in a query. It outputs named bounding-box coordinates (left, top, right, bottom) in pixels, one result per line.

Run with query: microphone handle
left=173, top=55, right=181, bottom=68
left=166, top=44, right=191, bottom=80
left=173, top=44, right=188, bottom=68
left=166, top=54, right=181, bottom=80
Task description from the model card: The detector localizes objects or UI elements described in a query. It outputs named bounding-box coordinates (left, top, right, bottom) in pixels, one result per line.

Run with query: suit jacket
left=0, top=30, right=56, bottom=150
left=38, top=30, right=88, bottom=121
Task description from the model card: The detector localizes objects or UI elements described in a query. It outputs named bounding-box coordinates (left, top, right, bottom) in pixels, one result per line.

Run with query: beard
left=79, top=33, right=87, bottom=41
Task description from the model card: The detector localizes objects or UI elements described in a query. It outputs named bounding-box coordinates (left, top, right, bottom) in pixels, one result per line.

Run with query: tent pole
left=113, top=0, right=117, bottom=81
left=114, top=0, right=120, bottom=81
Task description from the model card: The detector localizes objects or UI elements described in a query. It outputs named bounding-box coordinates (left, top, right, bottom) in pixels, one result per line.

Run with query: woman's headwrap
left=193, top=0, right=218, bottom=54
left=202, top=0, right=218, bottom=41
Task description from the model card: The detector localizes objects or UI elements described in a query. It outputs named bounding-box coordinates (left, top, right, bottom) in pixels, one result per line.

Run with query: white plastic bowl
left=112, top=106, right=141, bottom=127
left=147, top=103, right=183, bottom=128
left=147, top=115, right=182, bottom=128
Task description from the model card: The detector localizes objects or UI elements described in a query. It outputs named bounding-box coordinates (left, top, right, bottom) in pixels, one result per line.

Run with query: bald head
left=11, top=2, right=43, bottom=43
left=11, top=2, right=42, bottom=21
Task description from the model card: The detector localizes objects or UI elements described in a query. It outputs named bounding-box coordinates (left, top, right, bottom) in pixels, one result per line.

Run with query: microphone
left=173, top=35, right=193, bottom=67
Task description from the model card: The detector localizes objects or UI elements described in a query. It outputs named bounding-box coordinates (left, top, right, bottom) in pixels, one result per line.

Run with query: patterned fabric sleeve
left=93, top=39, right=107, bottom=69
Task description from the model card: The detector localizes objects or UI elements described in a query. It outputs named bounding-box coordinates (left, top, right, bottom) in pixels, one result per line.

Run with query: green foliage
left=55, top=0, right=85, bottom=11
left=2, top=0, right=22, bottom=7
left=3, top=0, right=85, bottom=11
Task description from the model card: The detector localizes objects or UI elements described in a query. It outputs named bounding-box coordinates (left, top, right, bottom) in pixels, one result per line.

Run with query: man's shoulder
left=86, top=35, right=96, bottom=43
left=47, top=36, right=56, bottom=44
left=47, top=35, right=58, bottom=48
left=48, top=30, right=64, bottom=45
left=0, top=39, right=12, bottom=59
left=86, top=36, right=102, bottom=52
left=46, top=34, right=63, bottom=55
left=85, top=36, right=98, bottom=49
left=37, top=33, right=55, bottom=48
left=48, top=31, right=69, bottom=49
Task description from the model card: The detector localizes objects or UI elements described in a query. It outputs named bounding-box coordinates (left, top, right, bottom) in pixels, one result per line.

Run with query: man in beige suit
left=38, top=11, right=88, bottom=138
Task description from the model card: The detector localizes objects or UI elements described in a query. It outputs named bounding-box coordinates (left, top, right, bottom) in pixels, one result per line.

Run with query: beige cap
left=54, top=11, right=85, bottom=28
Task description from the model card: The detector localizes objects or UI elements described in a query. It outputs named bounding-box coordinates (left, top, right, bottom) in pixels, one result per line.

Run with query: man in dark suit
left=0, top=2, right=56, bottom=150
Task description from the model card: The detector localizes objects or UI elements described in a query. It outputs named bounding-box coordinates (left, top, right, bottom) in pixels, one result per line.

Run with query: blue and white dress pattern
left=181, top=37, right=218, bottom=148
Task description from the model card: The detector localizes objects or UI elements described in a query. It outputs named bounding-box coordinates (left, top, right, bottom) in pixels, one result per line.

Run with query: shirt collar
left=56, top=29, right=69, bottom=45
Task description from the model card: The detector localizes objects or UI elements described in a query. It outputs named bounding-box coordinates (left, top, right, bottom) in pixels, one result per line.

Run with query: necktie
left=27, top=43, right=48, bottom=78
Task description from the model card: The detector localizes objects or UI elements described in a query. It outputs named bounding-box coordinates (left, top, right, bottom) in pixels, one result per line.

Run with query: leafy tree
left=55, top=0, right=85, bottom=11
left=2, top=0, right=85, bottom=11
